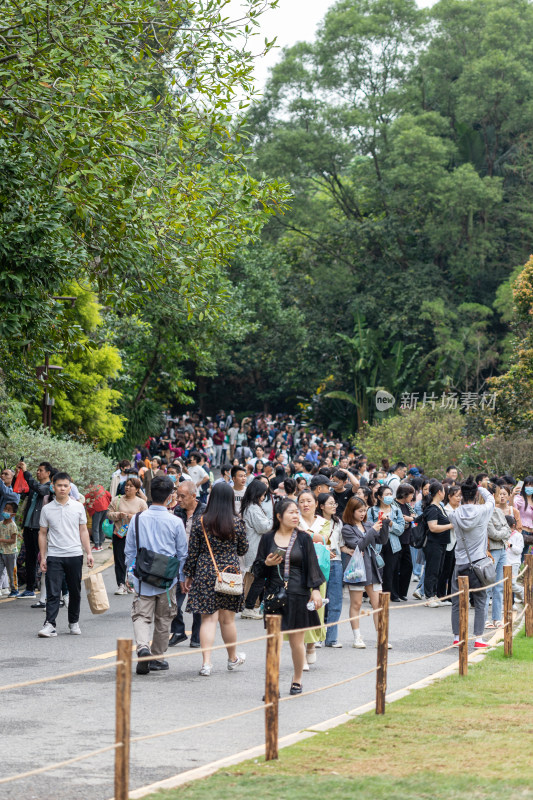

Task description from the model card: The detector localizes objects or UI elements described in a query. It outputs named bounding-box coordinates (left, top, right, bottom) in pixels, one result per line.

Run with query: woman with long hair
left=512, top=476, right=533, bottom=556
left=422, top=481, right=454, bottom=607
left=183, top=482, right=249, bottom=676
left=367, top=485, right=405, bottom=601
left=485, top=484, right=511, bottom=628
left=341, top=496, right=389, bottom=648
left=253, top=498, right=324, bottom=695
left=297, top=490, right=327, bottom=664
left=439, top=484, right=461, bottom=602
left=315, top=492, right=344, bottom=648
left=240, top=480, right=271, bottom=620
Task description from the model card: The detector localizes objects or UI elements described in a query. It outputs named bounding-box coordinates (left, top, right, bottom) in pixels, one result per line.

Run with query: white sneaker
left=352, top=633, right=366, bottom=649
left=227, top=652, right=246, bottom=671
left=306, top=649, right=317, bottom=664
left=315, top=642, right=323, bottom=648
left=62, top=594, right=69, bottom=608
left=412, top=589, right=424, bottom=600
left=114, top=584, right=127, bottom=595
left=0, top=588, right=10, bottom=596
left=240, top=607, right=262, bottom=620
left=426, top=597, right=441, bottom=608
left=199, top=664, right=212, bottom=676
left=69, top=622, right=81, bottom=635
left=38, top=622, right=57, bottom=638
left=439, top=600, right=452, bottom=606
left=326, top=641, right=343, bottom=648
left=302, top=662, right=310, bottom=671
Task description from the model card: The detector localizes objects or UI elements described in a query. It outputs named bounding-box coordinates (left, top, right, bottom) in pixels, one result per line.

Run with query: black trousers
left=423, top=537, right=447, bottom=599
left=113, top=534, right=127, bottom=587
left=45, top=556, right=83, bottom=626
left=382, top=541, right=401, bottom=599
left=171, top=587, right=201, bottom=644
left=244, top=574, right=264, bottom=610
left=437, top=545, right=456, bottom=598
left=394, top=542, right=413, bottom=599
left=22, top=527, right=40, bottom=592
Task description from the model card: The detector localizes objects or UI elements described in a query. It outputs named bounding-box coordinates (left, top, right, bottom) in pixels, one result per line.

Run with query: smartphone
left=272, top=547, right=286, bottom=559
left=517, top=481, right=524, bottom=489
left=378, top=511, right=384, bottom=522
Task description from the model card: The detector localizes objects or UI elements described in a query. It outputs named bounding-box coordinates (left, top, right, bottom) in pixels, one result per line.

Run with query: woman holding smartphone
left=253, top=498, right=324, bottom=695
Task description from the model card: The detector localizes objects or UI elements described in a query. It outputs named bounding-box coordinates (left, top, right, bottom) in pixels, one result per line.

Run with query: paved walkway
left=1, top=557, right=467, bottom=800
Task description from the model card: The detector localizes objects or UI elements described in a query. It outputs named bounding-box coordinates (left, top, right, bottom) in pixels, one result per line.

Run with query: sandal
left=493, top=620, right=504, bottom=628
left=485, top=622, right=497, bottom=629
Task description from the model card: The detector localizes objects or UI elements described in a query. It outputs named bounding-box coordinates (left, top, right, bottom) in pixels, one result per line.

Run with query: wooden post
left=264, top=615, right=281, bottom=761
left=525, top=554, right=533, bottom=638
left=458, top=576, right=469, bottom=676
left=375, top=592, right=390, bottom=715
left=115, top=639, right=132, bottom=800
left=503, top=565, right=513, bottom=657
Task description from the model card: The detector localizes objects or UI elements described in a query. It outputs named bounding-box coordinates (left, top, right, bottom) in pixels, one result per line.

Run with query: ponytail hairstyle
left=460, top=475, right=479, bottom=503
left=422, top=480, right=444, bottom=511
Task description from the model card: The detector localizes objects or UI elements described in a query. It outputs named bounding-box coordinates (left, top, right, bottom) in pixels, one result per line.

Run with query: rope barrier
left=512, top=603, right=528, bottom=625
left=0, top=661, right=124, bottom=693
left=387, top=641, right=463, bottom=669
left=278, top=665, right=379, bottom=702
left=0, top=743, right=121, bottom=786
left=130, top=702, right=271, bottom=743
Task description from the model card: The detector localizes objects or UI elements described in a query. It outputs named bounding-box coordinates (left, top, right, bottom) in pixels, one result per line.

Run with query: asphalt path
left=0, top=560, right=467, bottom=800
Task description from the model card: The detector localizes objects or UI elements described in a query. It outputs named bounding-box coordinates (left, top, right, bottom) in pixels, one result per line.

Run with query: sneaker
left=136, top=647, right=151, bottom=675
left=31, top=601, right=46, bottom=609
left=8, top=590, right=19, bottom=598
left=240, top=607, right=263, bottom=620
left=38, top=622, right=57, bottom=638
left=412, top=589, right=423, bottom=600
left=426, top=597, right=441, bottom=608
left=453, top=639, right=460, bottom=647
left=92, top=545, right=103, bottom=552
left=69, top=622, right=81, bottom=635
left=114, top=584, right=127, bottom=595
left=315, top=642, right=323, bottom=648
left=227, top=652, right=246, bottom=671
left=352, top=633, right=366, bottom=649
left=0, top=588, right=10, bottom=596
left=325, top=641, right=343, bottom=648
left=474, top=640, right=489, bottom=649
left=17, top=590, right=36, bottom=599
left=439, top=599, right=452, bottom=606
left=199, top=664, right=212, bottom=676
left=302, top=662, right=310, bottom=671
left=306, top=649, right=317, bottom=664
left=63, top=594, right=69, bottom=608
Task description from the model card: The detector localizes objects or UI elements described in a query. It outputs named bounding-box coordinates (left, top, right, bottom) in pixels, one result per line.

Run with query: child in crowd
left=0, top=501, right=19, bottom=597
left=505, top=514, right=524, bottom=608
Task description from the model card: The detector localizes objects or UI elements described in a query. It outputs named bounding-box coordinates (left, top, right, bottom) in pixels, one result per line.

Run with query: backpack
left=410, top=511, right=428, bottom=549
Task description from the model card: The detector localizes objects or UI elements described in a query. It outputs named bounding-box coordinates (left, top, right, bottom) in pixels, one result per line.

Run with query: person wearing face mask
left=367, top=486, right=405, bottom=601
left=0, top=501, right=19, bottom=597
left=512, top=476, right=533, bottom=557
left=422, top=482, right=454, bottom=607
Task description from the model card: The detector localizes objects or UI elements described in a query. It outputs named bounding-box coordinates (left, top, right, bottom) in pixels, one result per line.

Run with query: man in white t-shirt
left=187, top=453, right=210, bottom=498
left=37, top=472, right=94, bottom=638
left=231, top=465, right=247, bottom=514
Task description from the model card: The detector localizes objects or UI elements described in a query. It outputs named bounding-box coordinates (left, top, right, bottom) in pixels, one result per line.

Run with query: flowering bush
left=0, top=426, right=115, bottom=492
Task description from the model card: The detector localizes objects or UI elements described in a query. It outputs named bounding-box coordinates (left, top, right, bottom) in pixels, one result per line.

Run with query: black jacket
left=22, top=473, right=52, bottom=529
left=253, top=530, right=325, bottom=595
left=173, top=501, right=206, bottom=526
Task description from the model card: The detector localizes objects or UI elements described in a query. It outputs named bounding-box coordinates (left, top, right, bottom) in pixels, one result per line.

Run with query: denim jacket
left=367, top=504, right=405, bottom=554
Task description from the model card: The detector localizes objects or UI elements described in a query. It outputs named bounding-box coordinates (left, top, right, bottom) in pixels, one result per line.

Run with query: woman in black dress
left=184, top=482, right=249, bottom=676
left=253, top=498, right=325, bottom=695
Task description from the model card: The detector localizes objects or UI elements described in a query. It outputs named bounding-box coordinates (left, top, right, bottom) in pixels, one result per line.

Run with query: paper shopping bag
left=84, top=572, right=110, bottom=615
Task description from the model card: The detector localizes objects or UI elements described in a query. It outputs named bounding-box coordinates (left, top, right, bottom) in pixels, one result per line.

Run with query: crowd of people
left=1, top=410, right=531, bottom=695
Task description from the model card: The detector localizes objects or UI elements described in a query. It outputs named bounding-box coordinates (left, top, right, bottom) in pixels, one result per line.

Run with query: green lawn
left=146, top=631, right=533, bottom=800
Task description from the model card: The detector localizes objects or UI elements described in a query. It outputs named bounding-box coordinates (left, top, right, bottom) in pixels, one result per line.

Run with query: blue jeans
left=325, top=560, right=343, bottom=645
left=410, top=546, right=422, bottom=577
left=486, top=548, right=507, bottom=622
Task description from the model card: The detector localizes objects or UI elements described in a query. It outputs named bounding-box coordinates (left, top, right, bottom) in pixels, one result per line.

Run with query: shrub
left=0, top=425, right=115, bottom=492
left=460, top=432, right=533, bottom=479
left=352, top=407, right=466, bottom=478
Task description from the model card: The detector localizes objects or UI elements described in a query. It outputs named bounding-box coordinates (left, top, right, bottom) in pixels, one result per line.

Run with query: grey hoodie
left=447, top=487, right=495, bottom=567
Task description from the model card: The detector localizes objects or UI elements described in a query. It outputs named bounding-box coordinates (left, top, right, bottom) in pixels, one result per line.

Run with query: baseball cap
left=310, top=475, right=334, bottom=489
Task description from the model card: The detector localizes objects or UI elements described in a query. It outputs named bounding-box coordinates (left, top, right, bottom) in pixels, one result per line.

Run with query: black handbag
left=263, top=529, right=297, bottom=615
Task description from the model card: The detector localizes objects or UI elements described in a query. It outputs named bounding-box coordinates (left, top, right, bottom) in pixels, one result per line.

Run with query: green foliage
left=352, top=406, right=467, bottom=476
left=461, top=433, right=533, bottom=479
left=0, top=427, right=115, bottom=491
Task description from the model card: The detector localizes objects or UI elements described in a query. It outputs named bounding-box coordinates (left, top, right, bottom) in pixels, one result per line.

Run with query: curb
left=122, top=624, right=512, bottom=800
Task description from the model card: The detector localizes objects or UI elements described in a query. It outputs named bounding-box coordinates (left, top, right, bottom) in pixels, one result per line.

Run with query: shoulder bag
left=115, top=497, right=129, bottom=539
left=456, top=519, right=496, bottom=587
left=133, top=513, right=181, bottom=597
left=263, top=529, right=298, bottom=614
left=201, top=517, right=243, bottom=596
